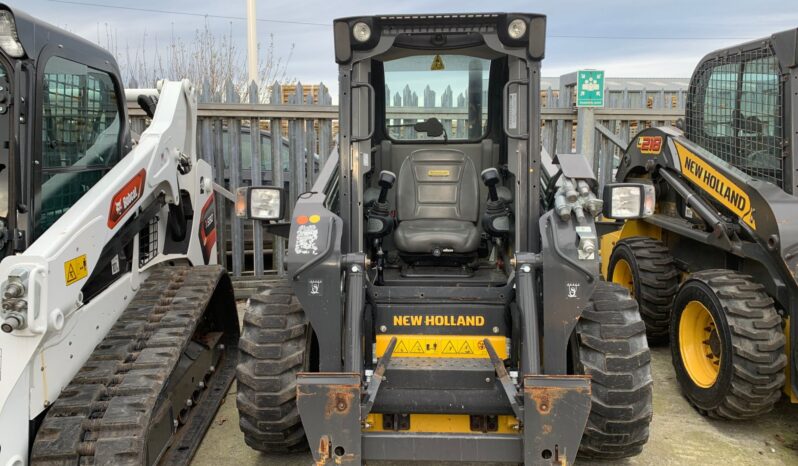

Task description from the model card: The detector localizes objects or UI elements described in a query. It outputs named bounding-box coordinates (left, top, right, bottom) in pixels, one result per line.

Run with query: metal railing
left=128, top=78, right=684, bottom=279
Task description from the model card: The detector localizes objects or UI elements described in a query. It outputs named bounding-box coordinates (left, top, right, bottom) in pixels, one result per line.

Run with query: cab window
left=383, top=55, right=490, bottom=141
left=695, top=51, right=783, bottom=187
left=37, top=56, right=121, bottom=236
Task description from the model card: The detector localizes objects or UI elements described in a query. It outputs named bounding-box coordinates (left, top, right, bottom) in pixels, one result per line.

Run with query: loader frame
left=283, top=14, right=606, bottom=465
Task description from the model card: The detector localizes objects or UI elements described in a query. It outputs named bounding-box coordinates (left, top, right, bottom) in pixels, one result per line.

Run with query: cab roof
left=0, top=2, right=117, bottom=67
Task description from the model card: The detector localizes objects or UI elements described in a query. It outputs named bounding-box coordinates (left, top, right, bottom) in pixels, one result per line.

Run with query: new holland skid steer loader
left=0, top=5, right=239, bottom=465
left=603, top=28, right=798, bottom=419
left=236, top=13, right=654, bottom=464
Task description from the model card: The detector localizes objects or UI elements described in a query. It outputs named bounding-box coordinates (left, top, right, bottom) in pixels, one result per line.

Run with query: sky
left=7, top=0, right=798, bottom=101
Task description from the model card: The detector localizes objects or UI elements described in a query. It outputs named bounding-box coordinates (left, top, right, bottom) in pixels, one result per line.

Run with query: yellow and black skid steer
left=602, top=28, right=798, bottom=419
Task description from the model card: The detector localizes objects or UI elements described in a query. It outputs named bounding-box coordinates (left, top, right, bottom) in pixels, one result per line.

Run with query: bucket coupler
left=295, top=371, right=591, bottom=465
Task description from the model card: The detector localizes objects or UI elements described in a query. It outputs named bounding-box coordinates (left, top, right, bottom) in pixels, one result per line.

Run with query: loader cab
left=685, top=28, right=798, bottom=193
left=0, top=4, right=130, bottom=257
left=332, top=14, right=546, bottom=285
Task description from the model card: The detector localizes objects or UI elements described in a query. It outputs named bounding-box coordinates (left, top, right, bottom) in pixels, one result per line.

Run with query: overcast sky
left=8, top=0, right=798, bottom=97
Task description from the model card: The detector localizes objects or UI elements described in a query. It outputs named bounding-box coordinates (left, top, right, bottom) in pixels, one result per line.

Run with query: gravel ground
left=191, top=305, right=798, bottom=466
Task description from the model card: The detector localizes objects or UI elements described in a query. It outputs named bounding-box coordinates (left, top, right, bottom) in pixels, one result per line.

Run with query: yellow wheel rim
left=679, top=300, right=721, bottom=388
left=612, top=259, right=635, bottom=296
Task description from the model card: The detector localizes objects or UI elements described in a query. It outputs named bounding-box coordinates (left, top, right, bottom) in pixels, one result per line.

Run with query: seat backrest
left=396, top=149, right=479, bottom=222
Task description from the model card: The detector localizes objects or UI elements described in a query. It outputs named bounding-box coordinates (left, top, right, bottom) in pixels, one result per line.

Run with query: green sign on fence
left=576, top=70, right=605, bottom=107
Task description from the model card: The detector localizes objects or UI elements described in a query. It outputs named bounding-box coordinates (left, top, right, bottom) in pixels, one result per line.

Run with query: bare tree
left=114, top=21, right=294, bottom=103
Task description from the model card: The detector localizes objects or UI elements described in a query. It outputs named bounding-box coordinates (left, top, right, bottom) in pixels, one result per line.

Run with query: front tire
left=575, top=282, right=653, bottom=459
left=608, top=237, right=679, bottom=344
left=236, top=280, right=311, bottom=452
left=670, top=270, right=786, bottom=419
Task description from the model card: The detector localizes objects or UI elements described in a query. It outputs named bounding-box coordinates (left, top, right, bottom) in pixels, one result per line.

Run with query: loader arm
left=0, top=79, right=217, bottom=465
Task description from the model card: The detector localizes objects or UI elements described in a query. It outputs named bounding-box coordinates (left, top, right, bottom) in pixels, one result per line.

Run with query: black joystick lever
left=481, top=168, right=500, bottom=202
left=378, top=170, right=396, bottom=203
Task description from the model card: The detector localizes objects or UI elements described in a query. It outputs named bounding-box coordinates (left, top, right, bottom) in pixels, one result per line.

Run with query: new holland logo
left=675, top=142, right=756, bottom=230
left=108, top=169, right=146, bottom=229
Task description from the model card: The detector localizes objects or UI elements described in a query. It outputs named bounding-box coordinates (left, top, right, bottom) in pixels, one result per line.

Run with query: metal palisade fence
left=127, top=77, right=684, bottom=286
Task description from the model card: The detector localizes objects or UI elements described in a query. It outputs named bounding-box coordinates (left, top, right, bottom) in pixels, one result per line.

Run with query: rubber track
left=30, top=265, right=228, bottom=466
left=612, top=237, right=679, bottom=343
left=577, top=282, right=654, bottom=460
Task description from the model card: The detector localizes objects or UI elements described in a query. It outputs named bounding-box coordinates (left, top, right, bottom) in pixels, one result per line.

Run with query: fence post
left=318, top=83, right=332, bottom=168
left=270, top=83, right=285, bottom=276
left=289, top=83, right=307, bottom=209
left=212, top=99, right=227, bottom=268
left=226, top=79, right=244, bottom=277
left=305, top=91, right=316, bottom=190
left=249, top=81, right=264, bottom=276
left=576, top=106, right=596, bottom=170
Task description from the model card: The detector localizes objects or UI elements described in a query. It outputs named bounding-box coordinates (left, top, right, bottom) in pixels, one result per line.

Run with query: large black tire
left=670, top=270, right=786, bottom=419
left=575, top=282, right=653, bottom=460
left=236, top=280, right=311, bottom=452
left=608, top=237, right=679, bottom=344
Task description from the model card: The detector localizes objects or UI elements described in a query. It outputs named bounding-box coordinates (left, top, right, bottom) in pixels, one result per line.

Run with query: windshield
left=383, top=54, right=490, bottom=141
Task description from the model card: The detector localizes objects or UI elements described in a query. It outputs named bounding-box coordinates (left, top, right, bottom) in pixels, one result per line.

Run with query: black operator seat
left=393, top=149, right=481, bottom=254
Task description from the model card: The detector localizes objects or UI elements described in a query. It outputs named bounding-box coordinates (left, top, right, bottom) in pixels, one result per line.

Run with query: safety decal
left=198, top=194, right=217, bottom=265
left=675, top=142, right=756, bottom=230
left=108, top=169, right=146, bottom=229
left=309, top=279, right=323, bottom=296
left=430, top=54, right=445, bottom=71
left=294, top=224, right=319, bottom=255
left=64, top=254, right=89, bottom=286
left=637, top=135, right=663, bottom=155
left=375, top=335, right=507, bottom=359
left=566, top=282, right=580, bottom=299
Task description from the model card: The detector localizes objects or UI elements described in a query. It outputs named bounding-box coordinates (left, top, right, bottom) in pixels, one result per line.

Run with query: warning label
left=64, top=254, right=89, bottom=286
left=376, top=335, right=507, bottom=359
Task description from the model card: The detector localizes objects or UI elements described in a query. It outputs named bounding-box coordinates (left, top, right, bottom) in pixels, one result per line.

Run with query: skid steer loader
left=236, top=13, right=654, bottom=464
left=0, top=5, right=239, bottom=465
left=602, top=28, right=798, bottom=419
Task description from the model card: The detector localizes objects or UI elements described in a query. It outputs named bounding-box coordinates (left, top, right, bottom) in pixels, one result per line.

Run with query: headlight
left=507, top=19, right=527, bottom=40
left=235, top=187, right=285, bottom=220
left=352, top=22, right=371, bottom=43
left=602, top=183, right=655, bottom=219
left=0, top=11, right=23, bottom=58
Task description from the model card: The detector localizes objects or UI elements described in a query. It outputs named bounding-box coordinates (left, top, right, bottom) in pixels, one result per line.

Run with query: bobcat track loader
left=0, top=5, right=239, bottom=464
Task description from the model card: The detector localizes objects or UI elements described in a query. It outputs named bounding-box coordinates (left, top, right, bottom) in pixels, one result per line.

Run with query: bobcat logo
left=567, top=283, right=580, bottom=299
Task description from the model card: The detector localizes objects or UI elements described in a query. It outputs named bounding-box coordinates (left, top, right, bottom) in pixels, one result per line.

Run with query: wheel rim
left=612, top=258, right=635, bottom=296
left=679, top=300, right=721, bottom=388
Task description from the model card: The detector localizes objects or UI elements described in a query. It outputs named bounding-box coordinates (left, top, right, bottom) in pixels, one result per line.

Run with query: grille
left=139, top=216, right=159, bottom=267
left=686, top=46, right=785, bottom=187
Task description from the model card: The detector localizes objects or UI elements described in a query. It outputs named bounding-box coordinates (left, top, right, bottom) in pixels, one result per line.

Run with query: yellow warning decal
left=393, top=315, right=485, bottom=327
left=376, top=335, right=507, bottom=359
left=64, top=254, right=89, bottom=286
left=430, top=54, right=445, bottom=71
left=427, top=169, right=450, bottom=177
left=675, top=141, right=756, bottom=230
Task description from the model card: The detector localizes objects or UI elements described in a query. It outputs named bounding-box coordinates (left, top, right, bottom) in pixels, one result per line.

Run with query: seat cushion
left=393, top=219, right=480, bottom=254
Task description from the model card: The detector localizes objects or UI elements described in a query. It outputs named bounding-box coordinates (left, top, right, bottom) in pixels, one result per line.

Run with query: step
left=373, top=357, right=511, bottom=414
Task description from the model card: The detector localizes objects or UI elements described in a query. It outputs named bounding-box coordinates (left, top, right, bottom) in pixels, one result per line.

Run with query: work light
left=507, top=19, right=527, bottom=40
left=236, top=187, right=286, bottom=221
left=0, top=11, right=23, bottom=58
left=602, top=183, right=655, bottom=219
left=352, top=22, right=371, bottom=43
